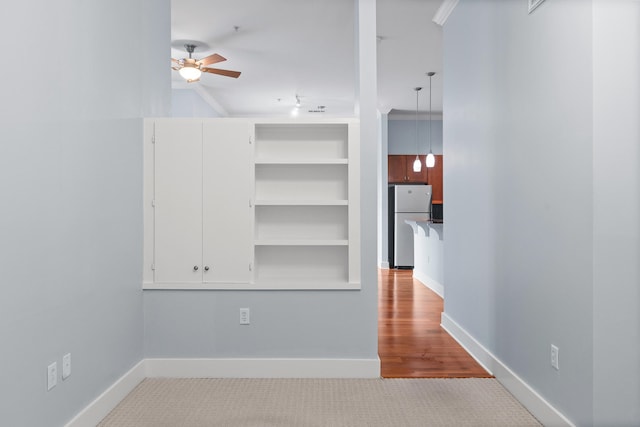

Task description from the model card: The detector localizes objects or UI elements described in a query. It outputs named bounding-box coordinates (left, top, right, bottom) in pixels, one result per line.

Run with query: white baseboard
left=380, top=261, right=390, bottom=269
left=65, top=360, right=146, bottom=427
left=145, top=358, right=381, bottom=379
left=413, top=270, right=444, bottom=298
left=440, top=313, right=575, bottom=427
left=66, top=357, right=380, bottom=425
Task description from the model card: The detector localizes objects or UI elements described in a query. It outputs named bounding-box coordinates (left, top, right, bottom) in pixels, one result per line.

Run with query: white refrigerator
left=389, top=185, right=432, bottom=268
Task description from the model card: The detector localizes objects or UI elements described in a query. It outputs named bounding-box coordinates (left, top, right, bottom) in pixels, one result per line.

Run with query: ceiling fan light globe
left=426, top=153, right=436, bottom=168
left=179, top=66, right=202, bottom=81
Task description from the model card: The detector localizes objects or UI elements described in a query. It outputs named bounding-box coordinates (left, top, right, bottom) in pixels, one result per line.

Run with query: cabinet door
left=427, top=155, right=443, bottom=203
left=154, top=120, right=203, bottom=283
left=202, top=121, right=251, bottom=283
left=405, top=155, right=428, bottom=183
left=388, top=155, right=407, bottom=183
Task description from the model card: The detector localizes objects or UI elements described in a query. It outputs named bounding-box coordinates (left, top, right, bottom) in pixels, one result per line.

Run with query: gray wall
left=144, top=0, right=379, bottom=364
left=444, top=0, right=640, bottom=425
left=172, top=89, right=221, bottom=118
left=0, top=1, right=170, bottom=425
left=388, top=118, right=443, bottom=155
left=444, top=1, right=594, bottom=425
left=592, top=1, right=640, bottom=425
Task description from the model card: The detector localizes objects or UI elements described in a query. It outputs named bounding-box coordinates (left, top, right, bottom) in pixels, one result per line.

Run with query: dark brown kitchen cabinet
left=427, top=155, right=444, bottom=204
left=388, top=155, right=428, bottom=184
left=388, top=154, right=443, bottom=203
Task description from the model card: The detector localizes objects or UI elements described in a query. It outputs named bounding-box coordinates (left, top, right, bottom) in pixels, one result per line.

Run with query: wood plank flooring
left=378, top=269, right=492, bottom=378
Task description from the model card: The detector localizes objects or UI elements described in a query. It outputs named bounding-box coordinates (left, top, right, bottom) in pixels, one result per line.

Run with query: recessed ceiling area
left=170, top=0, right=443, bottom=117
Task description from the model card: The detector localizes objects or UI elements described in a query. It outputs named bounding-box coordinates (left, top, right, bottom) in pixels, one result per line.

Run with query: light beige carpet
left=98, top=378, right=541, bottom=427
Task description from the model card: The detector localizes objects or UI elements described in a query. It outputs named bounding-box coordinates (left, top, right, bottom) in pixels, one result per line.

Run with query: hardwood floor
left=378, top=269, right=492, bottom=378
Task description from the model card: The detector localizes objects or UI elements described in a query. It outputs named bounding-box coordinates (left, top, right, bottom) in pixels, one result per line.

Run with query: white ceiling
left=170, top=0, right=443, bottom=118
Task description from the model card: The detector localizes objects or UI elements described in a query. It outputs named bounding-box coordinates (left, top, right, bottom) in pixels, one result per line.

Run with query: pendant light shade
left=426, top=152, right=435, bottom=168
left=426, top=72, right=436, bottom=168
left=413, top=156, right=422, bottom=172
left=413, top=87, right=422, bottom=173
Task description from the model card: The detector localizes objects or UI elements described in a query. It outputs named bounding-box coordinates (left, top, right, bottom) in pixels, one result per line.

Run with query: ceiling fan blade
left=198, top=53, right=226, bottom=66
left=171, top=58, right=180, bottom=64
left=171, top=66, right=181, bottom=71
left=201, top=67, right=241, bottom=78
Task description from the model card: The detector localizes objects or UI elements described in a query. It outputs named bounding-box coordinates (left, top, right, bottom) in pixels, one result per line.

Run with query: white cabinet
left=153, top=119, right=204, bottom=284
left=143, top=118, right=360, bottom=290
left=202, top=121, right=252, bottom=284
left=145, top=119, right=251, bottom=287
left=252, top=121, right=360, bottom=288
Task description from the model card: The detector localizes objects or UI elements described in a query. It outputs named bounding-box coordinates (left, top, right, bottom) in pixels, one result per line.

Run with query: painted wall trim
left=65, top=358, right=380, bottom=425
left=172, top=82, right=229, bottom=117
left=64, top=360, right=146, bottom=427
left=413, top=271, right=444, bottom=298
left=433, top=0, right=460, bottom=26
left=441, top=313, right=576, bottom=427
left=145, top=358, right=381, bottom=378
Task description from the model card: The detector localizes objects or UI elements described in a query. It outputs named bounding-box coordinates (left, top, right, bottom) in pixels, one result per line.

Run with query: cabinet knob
left=193, top=265, right=199, bottom=271
left=204, top=266, right=210, bottom=271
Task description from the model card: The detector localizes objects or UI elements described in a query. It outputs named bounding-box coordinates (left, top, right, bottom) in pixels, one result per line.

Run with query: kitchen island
left=404, top=219, right=444, bottom=297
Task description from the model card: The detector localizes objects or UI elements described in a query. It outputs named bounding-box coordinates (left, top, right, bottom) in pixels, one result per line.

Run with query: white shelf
left=249, top=280, right=361, bottom=290
left=254, top=124, right=348, bottom=160
left=255, top=164, right=348, bottom=201
left=254, top=200, right=348, bottom=206
left=255, top=158, right=348, bottom=165
left=253, top=245, right=348, bottom=284
left=143, top=280, right=360, bottom=290
left=255, top=239, right=348, bottom=246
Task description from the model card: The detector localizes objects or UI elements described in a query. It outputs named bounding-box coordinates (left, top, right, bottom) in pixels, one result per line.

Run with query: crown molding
left=433, top=0, right=460, bottom=26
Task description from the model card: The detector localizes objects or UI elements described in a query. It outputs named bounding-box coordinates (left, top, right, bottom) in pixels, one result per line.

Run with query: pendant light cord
left=429, top=74, right=432, bottom=154
left=416, top=88, right=419, bottom=158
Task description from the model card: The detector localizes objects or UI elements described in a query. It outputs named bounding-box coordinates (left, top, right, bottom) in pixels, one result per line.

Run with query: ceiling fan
left=171, top=44, right=241, bottom=83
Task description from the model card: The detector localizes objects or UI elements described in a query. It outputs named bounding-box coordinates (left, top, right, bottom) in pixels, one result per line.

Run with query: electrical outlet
left=240, top=308, right=250, bottom=325
left=62, top=353, right=71, bottom=380
left=550, top=344, right=559, bottom=370
left=47, top=362, right=57, bottom=391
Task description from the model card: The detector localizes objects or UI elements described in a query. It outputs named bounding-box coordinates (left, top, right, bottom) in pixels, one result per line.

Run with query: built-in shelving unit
left=252, top=121, right=360, bottom=289
left=143, top=118, right=360, bottom=290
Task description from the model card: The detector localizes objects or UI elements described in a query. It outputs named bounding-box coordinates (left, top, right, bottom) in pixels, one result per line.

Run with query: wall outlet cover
left=47, top=362, right=57, bottom=391
left=62, top=353, right=71, bottom=380
left=240, top=308, right=250, bottom=325
left=550, top=344, right=559, bottom=370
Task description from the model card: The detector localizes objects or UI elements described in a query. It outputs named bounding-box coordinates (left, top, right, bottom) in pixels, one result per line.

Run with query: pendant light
left=426, top=72, right=436, bottom=168
left=413, top=87, right=422, bottom=173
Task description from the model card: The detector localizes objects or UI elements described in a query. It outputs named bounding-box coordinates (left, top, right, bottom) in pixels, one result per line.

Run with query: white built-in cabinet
left=143, top=118, right=360, bottom=290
